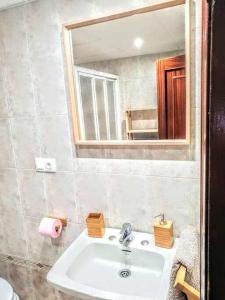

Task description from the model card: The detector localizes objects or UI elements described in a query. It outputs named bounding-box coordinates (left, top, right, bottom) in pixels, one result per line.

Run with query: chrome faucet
left=119, top=223, right=134, bottom=246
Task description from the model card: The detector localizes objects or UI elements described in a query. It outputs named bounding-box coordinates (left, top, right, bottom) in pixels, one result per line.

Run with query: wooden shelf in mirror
left=125, top=107, right=157, bottom=112
left=128, top=129, right=158, bottom=133
left=125, top=107, right=158, bottom=140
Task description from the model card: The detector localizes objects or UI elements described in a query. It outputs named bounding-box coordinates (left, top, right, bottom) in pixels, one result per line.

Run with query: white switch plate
left=35, top=158, right=56, bottom=173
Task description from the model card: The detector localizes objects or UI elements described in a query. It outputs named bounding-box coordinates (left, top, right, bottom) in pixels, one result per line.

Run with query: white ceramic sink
left=47, top=228, right=177, bottom=300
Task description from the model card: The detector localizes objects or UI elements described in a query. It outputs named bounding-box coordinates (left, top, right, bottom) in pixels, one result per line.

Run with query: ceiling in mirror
left=67, top=1, right=190, bottom=144
left=72, top=5, right=185, bottom=64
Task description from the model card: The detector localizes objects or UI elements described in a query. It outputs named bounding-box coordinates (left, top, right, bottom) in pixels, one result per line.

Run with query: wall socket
left=35, top=158, right=57, bottom=173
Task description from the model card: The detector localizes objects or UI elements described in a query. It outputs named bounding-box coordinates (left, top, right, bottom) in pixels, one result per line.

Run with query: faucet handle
left=154, top=214, right=167, bottom=225
left=120, top=223, right=132, bottom=234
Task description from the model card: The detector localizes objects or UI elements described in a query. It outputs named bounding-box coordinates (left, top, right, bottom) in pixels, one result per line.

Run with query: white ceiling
left=72, top=4, right=185, bottom=64
left=0, top=0, right=34, bottom=10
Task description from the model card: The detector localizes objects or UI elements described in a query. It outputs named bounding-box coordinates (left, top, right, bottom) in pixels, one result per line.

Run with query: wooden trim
left=62, top=27, right=80, bottom=142
left=63, top=0, right=191, bottom=146
left=174, top=265, right=200, bottom=300
left=128, top=129, right=158, bottom=133
left=64, top=0, right=185, bottom=30
left=75, top=139, right=188, bottom=146
left=184, top=0, right=191, bottom=145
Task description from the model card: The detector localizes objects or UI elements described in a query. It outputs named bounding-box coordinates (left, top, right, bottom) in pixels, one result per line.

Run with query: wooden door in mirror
left=157, top=55, right=186, bottom=139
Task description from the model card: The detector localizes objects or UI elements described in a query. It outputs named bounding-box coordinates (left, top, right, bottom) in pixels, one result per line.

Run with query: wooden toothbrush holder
left=86, top=213, right=105, bottom=238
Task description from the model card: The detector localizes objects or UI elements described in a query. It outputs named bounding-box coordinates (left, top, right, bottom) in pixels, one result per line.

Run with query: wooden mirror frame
left=63, top=0, right=191, bottom=146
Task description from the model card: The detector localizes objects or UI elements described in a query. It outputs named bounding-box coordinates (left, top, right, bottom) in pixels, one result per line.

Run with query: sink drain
left=119, top=269, right=131, bottom=278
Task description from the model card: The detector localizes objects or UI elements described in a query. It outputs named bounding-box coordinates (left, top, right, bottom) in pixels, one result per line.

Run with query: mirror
left=65, top=1, right=190, bottom=145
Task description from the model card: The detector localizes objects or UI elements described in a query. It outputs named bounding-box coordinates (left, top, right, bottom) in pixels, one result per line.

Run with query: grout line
left=0, top=167, right=200, bottom=179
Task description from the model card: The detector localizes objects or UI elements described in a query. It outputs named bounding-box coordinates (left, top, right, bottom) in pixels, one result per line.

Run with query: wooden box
left=153, top=220, right=174, bottom=248
left=86, top=213, right=105, bottom=238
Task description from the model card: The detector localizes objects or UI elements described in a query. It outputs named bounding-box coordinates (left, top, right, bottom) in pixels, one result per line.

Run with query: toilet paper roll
left=38, top=217, right=62, bottom=239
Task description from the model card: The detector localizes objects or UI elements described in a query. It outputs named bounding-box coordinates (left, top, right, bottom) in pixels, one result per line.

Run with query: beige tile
left=0, top=169, right=20, bottom=212
left=1, top=7, right=36, bottom=117
left=0, top=6, right=27, bottom=60
left=39, top=116, right=73, bottom=171
left=0, top=119, right=14, bottom=168
left=0, top=66, right=9, bottom=118
left=11, top=118, right=41, bottom=169
left=76, top=172, right=110, bottom=223
left=25, top=0, right=61, bottom=58
left=18, top=170, right=46, bottom=218
left=108, top=174, right=149, bottom=231
left=144, top=176, right=200, bottom=235
left=60, top=222, right=84, bottom=249
left=6, top=60, right=36, bottom=117
left=31, top=55, right=67, bottom=115
left=0, top=209, right=27, bottom=258
left=92, top=0, right=151, bottom=16
left=45, top=172, right=76, bottom=221
left=56, top=0, right=95, bottom=23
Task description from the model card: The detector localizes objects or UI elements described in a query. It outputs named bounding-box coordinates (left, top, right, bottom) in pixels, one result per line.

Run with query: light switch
left=35, top=158, right=56, bottom=173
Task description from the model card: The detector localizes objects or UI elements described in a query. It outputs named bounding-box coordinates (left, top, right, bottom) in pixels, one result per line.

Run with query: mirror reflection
left=71, top=4, right=186, bottom=141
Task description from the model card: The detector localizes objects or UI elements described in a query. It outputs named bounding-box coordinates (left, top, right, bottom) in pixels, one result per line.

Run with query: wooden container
left=153, top=220, right=174, bottom=248
left=86, top=213, right=105, bottom=238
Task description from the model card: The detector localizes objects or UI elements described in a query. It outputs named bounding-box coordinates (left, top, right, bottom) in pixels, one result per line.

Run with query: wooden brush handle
left=174, top=265, right=200, bottom=300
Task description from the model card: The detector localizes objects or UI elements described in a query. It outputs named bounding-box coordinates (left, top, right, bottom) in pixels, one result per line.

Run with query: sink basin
left=47, top=228, right=177, bottom=300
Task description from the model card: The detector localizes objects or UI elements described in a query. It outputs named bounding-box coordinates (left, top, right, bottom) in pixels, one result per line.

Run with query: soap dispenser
left=153, top=214, right=174, bottom=248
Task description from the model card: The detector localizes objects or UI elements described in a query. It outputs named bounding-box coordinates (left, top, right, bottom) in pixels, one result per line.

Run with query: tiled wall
left=0, top=0, right=201, bottom=299
left=80, top=50, right=184, bottom=139
left=80, top=50, right=184, bottom=109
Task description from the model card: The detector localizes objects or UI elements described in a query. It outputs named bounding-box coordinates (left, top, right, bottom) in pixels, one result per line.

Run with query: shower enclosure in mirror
left=63, top=0, right=191, bottom=145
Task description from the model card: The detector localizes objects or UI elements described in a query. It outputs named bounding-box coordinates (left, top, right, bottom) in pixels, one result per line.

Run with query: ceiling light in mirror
left=134, top=37, right=144, bottom=49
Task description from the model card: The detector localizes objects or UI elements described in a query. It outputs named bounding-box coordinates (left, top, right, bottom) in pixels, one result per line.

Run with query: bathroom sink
left=47, top=228, right=177, bottom=300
